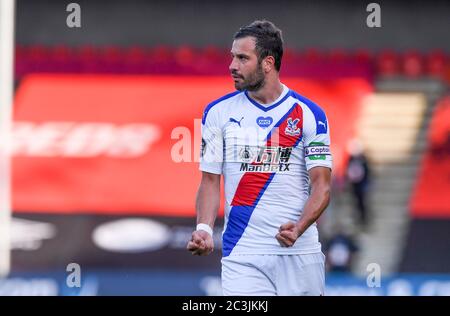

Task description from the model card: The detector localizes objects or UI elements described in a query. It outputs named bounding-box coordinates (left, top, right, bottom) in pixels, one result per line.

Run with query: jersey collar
left=244, top=84, right=291, bottom=112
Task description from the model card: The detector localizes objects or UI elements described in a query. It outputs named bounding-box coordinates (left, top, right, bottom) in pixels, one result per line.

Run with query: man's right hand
left=187, top=230, right=214, bottom=256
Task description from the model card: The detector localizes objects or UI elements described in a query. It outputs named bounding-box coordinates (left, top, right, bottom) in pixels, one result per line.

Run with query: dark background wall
left=16, top=0, right=450, bottom=50
left=400, top=220, right=450, bottom=273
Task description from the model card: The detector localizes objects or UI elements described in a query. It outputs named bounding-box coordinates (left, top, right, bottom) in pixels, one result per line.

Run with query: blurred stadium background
left=0, top=0, right=449, bottom=295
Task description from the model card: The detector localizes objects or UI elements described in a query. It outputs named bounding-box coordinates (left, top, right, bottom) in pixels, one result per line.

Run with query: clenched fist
left=276, top=221, right=302, bottom=247
left=187, top=230, right=214, bottom=256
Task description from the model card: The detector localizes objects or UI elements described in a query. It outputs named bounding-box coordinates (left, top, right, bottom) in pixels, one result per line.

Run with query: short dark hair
left=234, top=20, right=284, bottom=71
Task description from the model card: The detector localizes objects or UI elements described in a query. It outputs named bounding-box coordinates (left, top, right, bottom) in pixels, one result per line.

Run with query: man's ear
left=264, top=56, right=275, bottom=72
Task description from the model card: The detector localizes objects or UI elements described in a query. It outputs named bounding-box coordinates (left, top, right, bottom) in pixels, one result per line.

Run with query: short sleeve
left=303, top=105, right=333, bottom=171
left=199, top=107, right=224, bottom=174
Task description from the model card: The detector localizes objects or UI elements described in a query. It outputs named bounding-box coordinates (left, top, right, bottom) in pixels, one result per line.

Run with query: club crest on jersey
left=256, top=116, right=273, bottom=129
left=239, top=145, right=254, bottom=163
left=285, top=118, right=301, bottom=136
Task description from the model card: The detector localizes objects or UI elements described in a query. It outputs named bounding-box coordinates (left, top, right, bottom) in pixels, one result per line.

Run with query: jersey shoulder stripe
left=290, top=90, right=328, bottom=135
left=201, top=90, right=243, bottom=125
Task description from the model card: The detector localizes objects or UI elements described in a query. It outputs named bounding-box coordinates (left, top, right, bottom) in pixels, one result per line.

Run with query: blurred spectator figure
left=324, top=231, right=358, bottom=273
left=345, top=139, right=372, bottom=228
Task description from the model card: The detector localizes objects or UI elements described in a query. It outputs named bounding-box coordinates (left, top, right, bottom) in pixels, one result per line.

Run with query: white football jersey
left=200, top=84, right=332, bottom=256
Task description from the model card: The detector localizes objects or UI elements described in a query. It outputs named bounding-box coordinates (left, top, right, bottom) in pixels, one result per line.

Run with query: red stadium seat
left=302, top=48, right=322, bottom=63
left=99, top=46, right=124, bottom=73
left=202, top=45, right=223, bottom=61
left=77, top=45, right=101, bottom=73
left=27, top=45, right=51, bottom=72
left=426, top=50, right=447, bottom=78
left=50, top=45, right=74, bottom=72
left=196, top=45, right=229, bottom=75
left=151, top=45, right=173, bottom=63
left=16, top=45, right=446, bottom=82
left=283, top=47, right=298, bottom=63
left=123, top=46, right=147, bottom=74
left=354, top=49, right=373, bottom=64
left=328, top=49, right=348, bottom=63
left=149, top=45, right=175, bottom=73
left=402, top=50, right=424, bottom=78
left=15, top=45, right=28, bottom=78
left=377, top=50, right=400, bottom=77
left=175, top=46, right=195, bottom=66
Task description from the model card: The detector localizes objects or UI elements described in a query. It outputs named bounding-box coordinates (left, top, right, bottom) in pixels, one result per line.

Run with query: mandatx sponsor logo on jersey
left=239, top=145, right=293, bottom=172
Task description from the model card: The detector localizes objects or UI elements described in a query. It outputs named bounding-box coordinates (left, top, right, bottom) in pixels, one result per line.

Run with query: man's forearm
left=195, top=176, right=221, bottom=228
left=295, top=184, right=330, bottom=236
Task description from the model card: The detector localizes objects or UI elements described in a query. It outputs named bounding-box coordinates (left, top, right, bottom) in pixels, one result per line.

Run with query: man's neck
left=247, top=79, right=284, bottom=105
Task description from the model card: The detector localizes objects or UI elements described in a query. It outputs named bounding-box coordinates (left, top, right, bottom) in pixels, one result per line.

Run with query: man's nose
left=229, top=58, right=238, bottom=73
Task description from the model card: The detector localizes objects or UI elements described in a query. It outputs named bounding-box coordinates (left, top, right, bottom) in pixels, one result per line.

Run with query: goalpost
left=0, top=0, right=15, bottom=277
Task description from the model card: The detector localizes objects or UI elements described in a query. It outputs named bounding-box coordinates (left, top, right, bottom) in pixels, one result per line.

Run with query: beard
left=232, top=62, right=266, bottom=92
